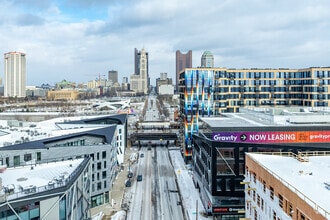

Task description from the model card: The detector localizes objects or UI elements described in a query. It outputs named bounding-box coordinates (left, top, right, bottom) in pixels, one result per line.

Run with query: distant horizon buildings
left=108, top=70, right=118, bottom=85
left=156, top=72, right=174, bottom=95
left=176, top=50, right=192, bottom=92
left=201, top=51, right=214, bottom=68
left=130, top=48, right=149, bottom=95
left=4, top=51, right=26, bottom=97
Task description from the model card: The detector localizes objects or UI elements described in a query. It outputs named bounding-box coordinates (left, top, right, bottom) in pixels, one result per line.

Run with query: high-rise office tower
left=176, top=50, right=192, bottom=92
left=4, top=51, right=26, bottom=97
left=108, top=70, right=118, bottom=85
left=134, top=48, right=149, bottom=76
left=201, top=51, right=214, bottom=67
left=130, top=48, right=149, bottom=94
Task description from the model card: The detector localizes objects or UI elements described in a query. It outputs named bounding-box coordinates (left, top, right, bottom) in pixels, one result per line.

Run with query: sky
left=1, top=0, right=330, bottom=86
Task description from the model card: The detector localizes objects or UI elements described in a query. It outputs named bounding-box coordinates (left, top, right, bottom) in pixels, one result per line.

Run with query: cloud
left=15, top=14, right=45, bottom=26
left=1, top=0, right=330, bottom=85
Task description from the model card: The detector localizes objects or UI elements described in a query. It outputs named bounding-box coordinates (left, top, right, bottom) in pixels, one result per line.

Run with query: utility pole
left=196, top=199, right=198, bottom=220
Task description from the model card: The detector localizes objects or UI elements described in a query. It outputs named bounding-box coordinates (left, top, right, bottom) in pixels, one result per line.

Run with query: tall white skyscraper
left=4, top=52, right=26, bottom=97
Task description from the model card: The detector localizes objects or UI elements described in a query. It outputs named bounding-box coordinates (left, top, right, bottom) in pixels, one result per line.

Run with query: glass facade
left=182, top=69, right=214, bottom=158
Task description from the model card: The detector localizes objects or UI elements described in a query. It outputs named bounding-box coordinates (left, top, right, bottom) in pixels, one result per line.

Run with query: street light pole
left=196, top=199, right=198, bottom=220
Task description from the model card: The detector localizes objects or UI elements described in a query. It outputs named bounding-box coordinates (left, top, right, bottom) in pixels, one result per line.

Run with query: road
left=126, top=94, right=184, bottom=220
left=126, top=146, right=184, bottom=220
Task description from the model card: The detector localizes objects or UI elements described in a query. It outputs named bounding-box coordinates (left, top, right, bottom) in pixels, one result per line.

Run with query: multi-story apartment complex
left=0, top=158, right=91, bottom=219
left=190, top=113, right=330, bottom=219
left=179, top=67, right=330, bottom=158
left=245, top=152, right=330, bottom=220
left=176, top=50, right=192, bottom=92
left=0, top=114, right=127, bottom=211
left=130, top=48, right=149, bottom=95
left=4, top=52, right=26, bottom=97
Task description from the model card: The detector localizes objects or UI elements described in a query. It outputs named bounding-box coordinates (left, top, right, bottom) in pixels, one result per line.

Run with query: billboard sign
left=212, top=131, right=330, bottom=143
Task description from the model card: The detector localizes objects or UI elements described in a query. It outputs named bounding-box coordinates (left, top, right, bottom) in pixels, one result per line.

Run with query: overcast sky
left=1, top=0, right=330, bottom=86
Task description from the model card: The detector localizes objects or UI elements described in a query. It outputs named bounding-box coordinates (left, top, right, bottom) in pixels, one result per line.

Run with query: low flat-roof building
left=0, top=158, right=91, bottom=219
left=245, top=151, right=330, bottom=220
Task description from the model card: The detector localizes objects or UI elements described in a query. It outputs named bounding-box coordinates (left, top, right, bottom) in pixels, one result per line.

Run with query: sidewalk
left=90, top=147, right=135, bottom=219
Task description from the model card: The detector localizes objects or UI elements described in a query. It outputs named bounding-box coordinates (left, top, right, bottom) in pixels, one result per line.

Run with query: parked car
left=127, top=172, right=133, bottom=178
left=137, top=174, right=143, bottom=181
left=125, top=179, right=131, bottom=187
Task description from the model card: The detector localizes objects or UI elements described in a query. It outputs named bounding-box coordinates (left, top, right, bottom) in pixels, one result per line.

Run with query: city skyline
left=1, top=0, right=330, bottom=86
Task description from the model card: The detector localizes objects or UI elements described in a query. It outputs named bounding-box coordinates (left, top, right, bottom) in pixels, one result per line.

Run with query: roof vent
left=297, top=153, right=309, bottom=162
left=324, top=182, right=330, bottom=190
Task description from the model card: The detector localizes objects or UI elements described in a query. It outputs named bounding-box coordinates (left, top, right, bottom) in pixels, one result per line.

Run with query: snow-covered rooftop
left=0, top=158, right=86, bottom=201
left=0, top=115, right=116, bottom=148
left=247, top=152, right=330, bottom=217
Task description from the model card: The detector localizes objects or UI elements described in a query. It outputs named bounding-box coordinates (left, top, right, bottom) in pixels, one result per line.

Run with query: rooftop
left=0, top=158, right=87, bottom=202
left=247, top=152, right=330, bottom=218
left=201, top=107, right=330, bottom=130
left=0, top=114, right=126, bottom=148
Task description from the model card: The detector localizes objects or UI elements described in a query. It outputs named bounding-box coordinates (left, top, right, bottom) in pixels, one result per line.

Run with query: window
left=288, top=202, right=293, bottom=217
left=97, top=162, right=101, bottom=170
left=104, top=161, right=107, bottom=169
left=273, top=211, right=276, bottom=220
left=5, top=157, right=9, bottom=167
left=270, top=186, right=274, bottom=200
left=102, top=171, right=107, bottom=179
left=102, top=151, right=106, bottom=159
left=36, top=152, right=41, bottom=161
left=14, top=155, right=20, bottom=166
left=278, top=194, right=283, bottom=208
left=97, top=182, right=102, bottom=190
left=263, top=180, right=266, bottom=193
left=24, top=153, right=32, bottom=162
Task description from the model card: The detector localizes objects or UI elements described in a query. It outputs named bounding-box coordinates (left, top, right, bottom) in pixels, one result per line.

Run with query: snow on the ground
left=169, top=149, right=210, bottom=220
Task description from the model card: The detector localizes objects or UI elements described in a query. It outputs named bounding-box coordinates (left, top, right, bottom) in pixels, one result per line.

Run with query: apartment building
left=0, top=114, right=127, bottom=211
left=179, top=67, right=330, bottom=159
left=0, top=158, right=91, bottom=219
left=190, top=112, right=330, bottom=219
left=244, top=152, right=330, bottom=220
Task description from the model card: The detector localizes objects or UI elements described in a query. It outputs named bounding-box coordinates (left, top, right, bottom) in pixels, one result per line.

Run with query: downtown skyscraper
left=130, top=48, right=149, bottom=94
left=176, top=50, right=192, bottom=92
left=4, top=51, right=26, bottom=97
